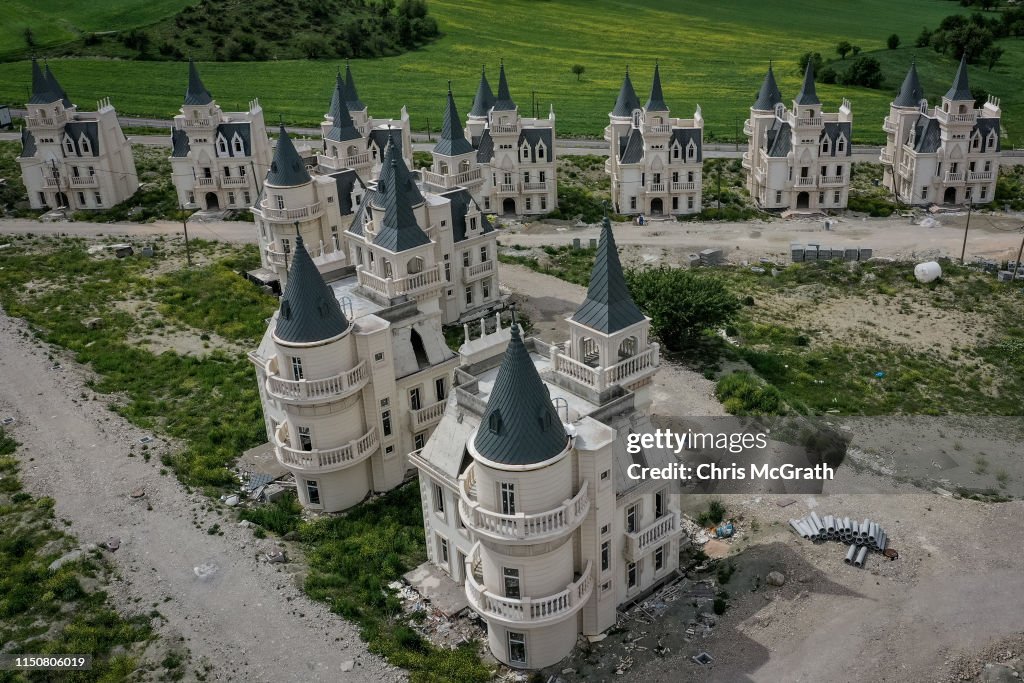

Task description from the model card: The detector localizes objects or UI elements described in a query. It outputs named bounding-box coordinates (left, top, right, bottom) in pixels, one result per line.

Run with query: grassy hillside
left=0, top=0, right=192, bottom=60
left=2, top=0, right=1018, bottom=144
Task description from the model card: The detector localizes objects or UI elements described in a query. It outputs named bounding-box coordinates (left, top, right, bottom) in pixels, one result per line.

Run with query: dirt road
left=0, top=309, right=399, bottom=683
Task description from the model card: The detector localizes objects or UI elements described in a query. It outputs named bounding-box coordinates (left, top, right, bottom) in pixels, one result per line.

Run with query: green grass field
left=1, top=0, right=1019, bottom=144
left=0, top=0, right=191, bottom=60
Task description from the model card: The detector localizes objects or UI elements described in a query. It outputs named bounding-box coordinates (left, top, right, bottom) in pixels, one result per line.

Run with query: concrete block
left=858, top=248, right=872, bottom=261
left=589, top=238, right=598, bottom=249
left=791, top=244, right=805, bottom=263
left=572, top=238, right=581, bottom=249
left=804, top=246, right=819, bottom=261
left=844, top=248, right=859, bottom=261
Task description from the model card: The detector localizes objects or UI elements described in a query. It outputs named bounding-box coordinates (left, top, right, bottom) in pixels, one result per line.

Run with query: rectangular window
left=484, top=197, right=490, bottom=210
left=482, top=278, right=491, bottom=299
left=654, top=545, right=665, bottom=571
left=435, top=377, right=447, bottom=401
left=188, top=191, right=195, bottom=204
left=539, top=171, right=546, bottom=183
left=503, top=567, right=521, bottom=599
left=601, top=524, right=610, bottom=535
left=414, top=432, right=426, bottom=450
left=385, top=445, right=395, bottom=456
left=500, top=482, right=516, bottom=515
left=465, top=287, right=473, bottom=305
left=239, top=165, right=246, bottom=176
left=672, top=197, right=679, bottom=210
left=818, top=192, right=825, bottom=205
left=275, top=194, right=284, bottom=210
left=523, top=171, right=530, bottom=183
left=626, top=504, right=639, bottom=533
left=331, top=226, right=340, bottom=250
left=507, top=632, right=526, bottom=665
left=228, top=191, right=236, bottom=205
left=687, top=196, right=694, bottom=209
left=655, top=491, right=665, bottom=518
left=224, top=166, right=232, bottom=177
left=297, top=426, right=312, bottom=452
left=462, top=251, right=471, bottom=267
left=88, top=166, right=95, bottom=176
left=94, top=192, right=103, bottom=206
left=433, top=482, right=445, bottom=514
left=981, top=186, right=988, bottom=199
left=244, top=191, right=251, bottom=204
left=439, top=536, right=449, bottom=565
left=291, top=356, right=304, bottom=380
left=602, top=581, right=612, bottom=593
left=601, top=540, right=610, bottom=571
left=630, top=196, right=637, bottom=210
left=540, top=196, right=547, bottom=210
left=921, top=187, right=928, bottom=200
left=627, top=561, right=638, bottom=588
left=281, top=238, right=291, bottom=254
left=77, top=192, right=86, bottom=205
left=305, top=479, right=320, bottom=505
left=834, top=190, right=841, bottom=203
left=775, top=190, right=783, bottom=204
left=480, top=246, right=489, bottom=262
left=820, top=165, right=827, bottom=177
left=374, top=351, right=385, bottom=362
left=444, top=263, right=451, bottom=282
left=600, top=469, right=610, bottom=481
left=381, top=409, right=392, bottom=437
left=525, top=197, right=532, bottom=211
left=409, top=387, right=421, bottom=411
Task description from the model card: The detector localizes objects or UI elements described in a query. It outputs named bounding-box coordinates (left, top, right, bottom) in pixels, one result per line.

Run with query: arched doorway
left=796, top=192, right=810, bottom=210
left=650, top=198, right=663, bottom=216
left=502, top=198, right=516, bottom=215
left=55, top=192, right=68, bottom=208
left=410, top=329, right=429, bottom=368
left=205, top=192, right=220, bottom=210
left=943, top=187, right=957, bottom=205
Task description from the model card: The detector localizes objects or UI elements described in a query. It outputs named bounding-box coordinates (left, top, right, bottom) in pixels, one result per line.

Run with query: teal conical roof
left=184, top=59, right=213, bottom=105
left=473, top=320, right=568, bottom=466
left=945, top=55, right=972, bottom=101
left=645, top=62, right=668, bottom=112
left=372, top=140, right=430, bottom=252
left=434, top=85, right=474, bottom=156
left=612, top=67, right=642, bottom=117
left=894, top=60, right=925, bottom=107
left=492, top=61, right=516, bottom=111
left=326, top=72, right=361, bottom=142
left=275, top=234, right=349, bottom=343
left=469, top=66, right=495, bottom=117
left=795, top=60, right=820, bottom=106
left=752, top=63, right=783, bottom=111
left=266, top=124, right=311, bottom=187
left=572, top=217, right=645, bottom=333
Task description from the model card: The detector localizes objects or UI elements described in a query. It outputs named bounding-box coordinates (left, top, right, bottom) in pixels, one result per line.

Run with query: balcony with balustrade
left=490, top=122, right=521, bottom=135
left=647, top=182, right=667, bottom=193
left=256, top=199, right=323, bottom=221
left=623, top=510, right=680, bottom=562
left=879, top=149, right=894, bottom=165
left=936, top=109, right=976, bottom=126
left=222, top=175, right=250, bottom=187
left=196, top=176, right=218, bottom=188
left=458, top=464, right=589, bottom=544
left=43, top=176, right=61, bottom=188
left=497, top=183, right=519, bottom=195
left=356, top=263, right=443, bottom=300
left=420, top=167, right=484, bottom=190
left=263, top=357, right=367, bottom=404
left=551, top=345, right=659, bottom=393
left=819, top=174, right=844, bottom=187
left=523, top=181, right=548, bottom=192
left=968, top=170, right=994, bottom=182
left=273, top=423, right=379, bottom=473
left=463, top=259, right=494, bottom=282
left=26, top=111, right=69, bottom=128
left=944, top=171, right=966, bottom=184
left=464, top=542, right=593, bottom=627
left=795, top=176, right=817, bottom=187
left=671, top=181, right=696, bottom=192
left=791, top=115, right=823, bottom=128
left=882, top=117, right=897, bottom=134
left=410, top=399, right=446, bottom=430
left=643, top=123, right=671, bottom=135
left=68, top=175, right=99, bottom=188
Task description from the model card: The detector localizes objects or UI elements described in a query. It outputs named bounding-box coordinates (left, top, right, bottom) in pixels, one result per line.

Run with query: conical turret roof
left=372, top=139, right=430, bottom=252
left=326, top=72, right=361, bottom=142
left=945, top=55, right=972, bottom=101
left=612, top=67, right=642, bottom=117
left=571, top=216, right=645, bottom=333
left=795, top=60, right=820, bottom=106
left=752, top=63, right=783, bottom=111
left=43, top=63, right=72, bottom=107
left=274, top=233, right=349, bottom=343
left=469, top=66, right=495, bottom=117
left=266, top=124, right=311, bottom=187
left=473, top=318, right=569, bottom=467
left=434, top=84, right=474, bottom=156
left=184, top=59, right=213, bottom=106
left=28, top=59, right=59, bottom=105
left=492, top=61, right=516, bottom=111
left=344, top=61, right=366, bottom=111
left=645, top=62, right=669, bottom=112
left=893, top=60, right=925, bottom=107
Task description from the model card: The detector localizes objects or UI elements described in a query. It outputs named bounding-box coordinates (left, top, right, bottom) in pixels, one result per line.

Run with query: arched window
left=410, top=329, right=428, bottom=368
left=488, top=410, right=502, bottom=434
left=406, top=256, right=423, bottom=274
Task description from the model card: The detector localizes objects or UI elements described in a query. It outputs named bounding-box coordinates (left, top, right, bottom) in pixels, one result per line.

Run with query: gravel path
left=0, top=308, right=401, bottom=683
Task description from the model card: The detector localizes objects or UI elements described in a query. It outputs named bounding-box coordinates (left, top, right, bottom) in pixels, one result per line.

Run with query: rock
left=341, top=660, right=354, bottom=672
left=266, top=551, right=287, bottom=564
left=982, top=663, right=1020, bottom=683
left=766, top=571, right=786, bottom=587
left=105, top=537, right=121, bottom=552
left=48, top=549, right=84, bottom=572
left=224, top=495, right=239, bottom=507
left=283, top=531, right=300, bottom=541
left=129, top=487, right=145, bottom=499
left=238, top=520, right=254, bottom=529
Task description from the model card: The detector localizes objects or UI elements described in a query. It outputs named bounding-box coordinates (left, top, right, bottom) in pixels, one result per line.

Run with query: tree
left=571, top=64, right=585, bottom=81
left=842, top=56, right=885, bottom=88
left=23, top=27, right=35, bottom=49
left=984, top=44, right=1004, bottom=70
left=917, top=26, right=933, bottom=47
left=852, top=45, right=862, bottom=56
left=836, top=40, right=853, bottom=59
left=887, top=33, right=901, bottom=49
left=798, top=52, right=824, bottom=75
left=624, top=267, right=740, bottom=352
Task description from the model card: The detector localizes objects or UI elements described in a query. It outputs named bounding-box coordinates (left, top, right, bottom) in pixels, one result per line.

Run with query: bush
left=715, top=371, right=784, bottom=415
left=887, top=33, right=901, bottom=49
left=713, top=597, right=729, bottom=614
left=624, top=267, right=741, bottom=352
left=847, top=193, right=895, bottom=217
left=841, top=56, right=884, bottom=89
left=545, top=185, right=607, bottom=223
left=697, top=499, right=727, bottom=527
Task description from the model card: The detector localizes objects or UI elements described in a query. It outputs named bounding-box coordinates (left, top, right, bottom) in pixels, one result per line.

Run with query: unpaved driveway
left=0, top=308, right=400, bottom=683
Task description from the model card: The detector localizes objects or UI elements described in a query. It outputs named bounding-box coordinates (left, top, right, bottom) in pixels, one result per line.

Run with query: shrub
left=887, top=33, right=901, bottom=49
left=715, top=371, right=784, bottom=415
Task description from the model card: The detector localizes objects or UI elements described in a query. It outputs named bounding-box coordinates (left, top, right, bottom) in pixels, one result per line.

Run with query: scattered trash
left=715, top=522, right=735, bottom=538
left=193, top=562, right=219, bottom=580
left=104, top=537, right=120, bottom=552
left=874, top=371, right=886, bottom=379
left=82, top=317, right=103, bottom=330
left=586, top=633, right=607, bottom=643
left=138, top=436, right=153, bottom=444
left=340, top=660, right=354, bottom=672
left=238, top=520, right=254, bottom=529
left=914, top=261, right=942, bottom=283
left=223, top=495, right=240, bottom=507
left=265, top=551, right=288, bottom=564
left=0, top=417, right=13, bottom=426
left=692, top=652, right=714, bottom=665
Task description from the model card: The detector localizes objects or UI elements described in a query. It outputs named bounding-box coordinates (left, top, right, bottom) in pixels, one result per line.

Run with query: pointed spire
left=473, top=318, right=568, bottom=466
left=893, top=60, right=925, bottom=108
left=612, top=67, right=642, bottom=117
left=344, top=61, right=366, bottom=111
left=469, top=65, right=496, bottom=118
left=434, top=83, right=474, bottom=156
left=326, top=72, right=361, bottom=142
left=43, top=62, right=72, bottom=107
left=184, top=59, right=213, bottom=106
left=372, top=138, right=430, bottom=252
left=645, top=61, right=669, bottom=112
left=795, top=59, right=820, bottom=106
left=572, top=216, right=646, bottom=333
left=492, top=60, right=516, bottom=111
left=275, top=233, right=350, bottom=344
left=266, top=124, right=311, bottom=187
left=945, top=54, right=972, bottom=102
left=752, top=62, right=783, bottom=111
left=28, top=58, right=58, bottom=105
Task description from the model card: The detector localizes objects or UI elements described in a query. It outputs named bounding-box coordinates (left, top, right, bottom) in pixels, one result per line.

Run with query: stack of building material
left=788, top=513, right=889, bottom=569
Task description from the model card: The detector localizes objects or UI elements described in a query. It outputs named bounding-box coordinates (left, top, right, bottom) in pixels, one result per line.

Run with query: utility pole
left=179, top=204, right=192, bottom=267
left=734, top=116, right=739, bottom=152
left=959, top=198, right=973, bottom=265
left=425, top=117, right=431, bottom=142
left=888, top=163, right=901, bottom=207
left=717, top=165, right=722, bottom=212
left=1013, top=227, right=1024, bottom=282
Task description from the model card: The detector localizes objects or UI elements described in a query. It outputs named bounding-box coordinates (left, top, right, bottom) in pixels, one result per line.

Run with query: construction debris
left=692, top=652, right=714, bottom=665
left=789, top=513, right=894, bottom=568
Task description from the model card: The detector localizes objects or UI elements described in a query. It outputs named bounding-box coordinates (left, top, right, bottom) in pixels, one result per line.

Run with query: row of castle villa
left=16, top=57, right=1003, bottom=219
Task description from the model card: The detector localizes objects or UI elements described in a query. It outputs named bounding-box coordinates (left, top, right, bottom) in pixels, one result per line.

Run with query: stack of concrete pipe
left=788, top=513, right=888, bottom=568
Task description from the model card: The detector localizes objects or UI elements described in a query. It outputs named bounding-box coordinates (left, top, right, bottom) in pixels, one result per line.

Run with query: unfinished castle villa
left=879, top=56, right=1002, bottom=206
left=17, top=59, right=138, bottom=212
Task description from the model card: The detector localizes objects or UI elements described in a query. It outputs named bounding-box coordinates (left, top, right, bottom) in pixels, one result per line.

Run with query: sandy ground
left=0, top=308, right=401, bottom=683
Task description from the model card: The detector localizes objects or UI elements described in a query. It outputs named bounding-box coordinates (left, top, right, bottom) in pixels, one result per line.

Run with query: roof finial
left=447, top=79, right=452, bottom=94
left=508, top=302, right=518, bottom=330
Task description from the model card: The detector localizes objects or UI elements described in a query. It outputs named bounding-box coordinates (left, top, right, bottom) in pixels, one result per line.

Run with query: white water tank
left=914, top=261, right=942, bottom=283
